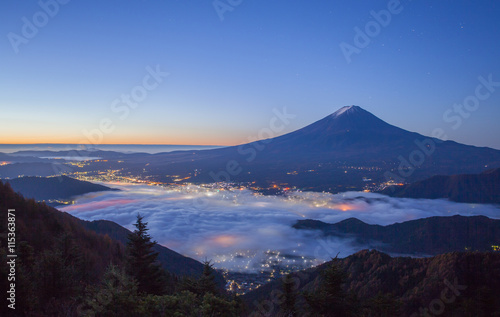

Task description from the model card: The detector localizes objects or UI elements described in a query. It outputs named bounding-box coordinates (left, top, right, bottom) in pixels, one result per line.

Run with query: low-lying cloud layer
left=62, top=184, right=500, bottom=272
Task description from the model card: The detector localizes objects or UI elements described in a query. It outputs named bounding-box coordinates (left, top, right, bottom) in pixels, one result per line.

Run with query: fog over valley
left=61, top=183, right=500, bottom=272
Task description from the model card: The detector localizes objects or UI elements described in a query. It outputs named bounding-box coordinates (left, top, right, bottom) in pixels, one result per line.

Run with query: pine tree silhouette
left=126, top=213, right=167, bottom=295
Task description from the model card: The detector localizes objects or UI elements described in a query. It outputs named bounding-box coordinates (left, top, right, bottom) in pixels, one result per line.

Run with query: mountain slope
left=380, top=168, right=500, bottom=203
left=80, top=219, right=224, bottom=282
left=124, top=105, right=500, bottom=191
left=0, top=180, right=124, bottom=314
left=253, top=105, right=418, bottom=155
left=243, top=250, right=500, bottom=316
left=5, top=175, right=118, bottom=201
left=293, top=215, right=500, bottom=255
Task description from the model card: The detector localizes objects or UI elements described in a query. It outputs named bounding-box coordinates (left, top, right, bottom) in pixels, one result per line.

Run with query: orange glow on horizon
left=0, top=133, right=246, bottom=147
left=0, top=126, right=264, bottom=147
left=0, top=140, right=232, bottom=146
left=1, top=126, right=275, bottom=147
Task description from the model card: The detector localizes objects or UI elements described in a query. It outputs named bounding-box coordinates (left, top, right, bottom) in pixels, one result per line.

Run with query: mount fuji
left=130, top=106, right=500, bottom=191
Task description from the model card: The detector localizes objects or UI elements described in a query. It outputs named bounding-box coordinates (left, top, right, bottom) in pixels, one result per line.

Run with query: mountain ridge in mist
left=293, top=214, right=500, bottom=255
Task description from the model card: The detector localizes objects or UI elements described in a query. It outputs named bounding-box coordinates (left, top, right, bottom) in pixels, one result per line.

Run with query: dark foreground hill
left=80, top=219, right=222, bottom=280
left=244, top=249, right=500, bottom=316
left=380, top=168, right=500, bottom=204
left=4, top=175, right=118, bottom=201
left=0, top=180, right=123, bottom=315
left=0, top=181, right=223, bottom=316
left=293, top=215, right=500, bottom=256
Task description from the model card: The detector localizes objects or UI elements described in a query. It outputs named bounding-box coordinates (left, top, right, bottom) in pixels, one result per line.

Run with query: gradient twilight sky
left=1, top=1, right=500, bottom=148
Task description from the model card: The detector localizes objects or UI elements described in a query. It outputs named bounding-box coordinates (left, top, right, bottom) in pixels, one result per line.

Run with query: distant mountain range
left=4, top=175, right=117, bottom=201
left=9, top=149, right=146, bottom=159
left=0, top=162, right=74, bottom=178
left=293, top=215, right=500, bottom=256
left=380, top=168, right=500, bottom=204
left=0, top=152, right=48, bottom=163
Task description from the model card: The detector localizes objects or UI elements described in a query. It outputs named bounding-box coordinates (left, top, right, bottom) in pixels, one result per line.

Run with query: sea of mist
left=61, top=183, right=500, bottom=272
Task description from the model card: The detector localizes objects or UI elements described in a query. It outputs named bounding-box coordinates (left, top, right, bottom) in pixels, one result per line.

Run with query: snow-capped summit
left=330, top=105, right=363, bottom=118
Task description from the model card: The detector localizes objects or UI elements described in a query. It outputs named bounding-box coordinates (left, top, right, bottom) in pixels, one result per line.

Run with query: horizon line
left=0, top=142, right=225, bottom=147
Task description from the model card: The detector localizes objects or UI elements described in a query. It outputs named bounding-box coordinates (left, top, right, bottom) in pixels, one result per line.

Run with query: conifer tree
left=304, top=259, right=356, bottom=316
left=199, top=260, right=219, bottom=295
left=281, top=274, right=297, bottom=317
left=179, top=260, right=219, bottom=296
left=82, top=265, right=139, bottom=317
left=126, top=213, right=167, bottom=295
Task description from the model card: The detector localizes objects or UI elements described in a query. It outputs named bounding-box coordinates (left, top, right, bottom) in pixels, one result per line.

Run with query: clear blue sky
left=1, top=0, right=499, bottom=148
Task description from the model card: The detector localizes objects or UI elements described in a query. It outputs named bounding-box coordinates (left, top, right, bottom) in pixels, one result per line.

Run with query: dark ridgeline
left=293, top=215, right=500, bottom=256
left=243, top=250, right=500, bottom=316
left=380, top=168, right=500, bottom=204
left=0, top=180, right=123, bottom=315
